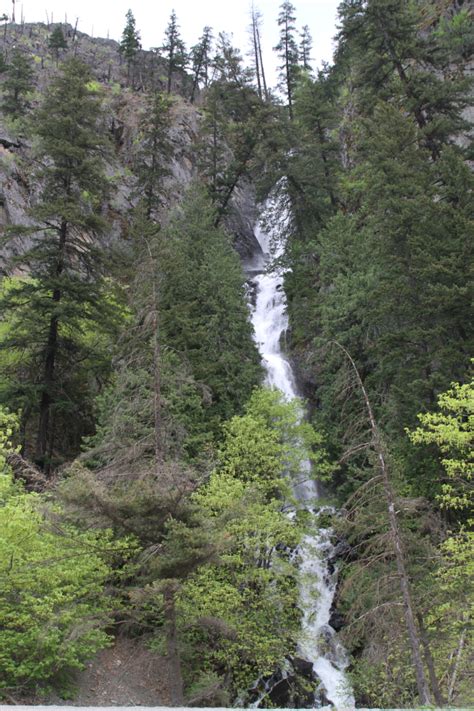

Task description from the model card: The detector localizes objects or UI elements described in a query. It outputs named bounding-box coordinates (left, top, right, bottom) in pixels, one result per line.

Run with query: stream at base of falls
left=246, top=207, right=355, bottom=710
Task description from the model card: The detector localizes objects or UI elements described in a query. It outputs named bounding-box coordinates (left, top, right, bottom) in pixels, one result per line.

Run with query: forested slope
left=0, top=1, right=472, bottom=707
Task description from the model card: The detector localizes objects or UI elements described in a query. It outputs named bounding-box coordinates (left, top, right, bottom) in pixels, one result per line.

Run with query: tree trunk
left=36, top=313, right=58, bottom=469
left=285, top=25, right=293, bottom=120
left=152, top=282, right=163, bottom=468
left=167, top=46, right=173, bottom=94
left=190, top=57, right=202, bottom=103
left=256, top=23, right=268, bottom=101
left=448, top=626, right=466, bottom=703
left=417, top=611, right=444, bottom=705
left=36, top=220, right=67, bottom=473
left=163, top=584, right=184, bottom=706
left=333, top=341, right=432, bottom=706
left=251, top=13, right=262, bottom=100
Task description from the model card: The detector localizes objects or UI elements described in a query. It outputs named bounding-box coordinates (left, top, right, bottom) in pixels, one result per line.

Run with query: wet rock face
left=225, top=180, right=262, bottom=261
left=329, top=609, right=345, bottom=632
left=246, top=656, right=329, bottom=708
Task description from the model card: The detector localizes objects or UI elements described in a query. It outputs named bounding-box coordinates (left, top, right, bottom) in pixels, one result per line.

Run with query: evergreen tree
left=337, top=0, right=470, bottom=158
left=189, top=25, right=213, bottom=103
left=159, top=184, right=262, bottom=434
left=48, top=24, right=67, bottom=65
left=134, top=91, right=173, bottom=218
left=119, top=9, right=141, bottom=85
left=275, top=6, right=473, bottom=703
left=274, top=0, right=300, bottom=119
left=199, top=42, right=276, bottom=221
left=212, top=32, right=253, bottom=87
left=299, top=24, right=313, bottom=71
left=0, top=59, right=119, bottom=472
left=161, top=10, right=187, bottom=94
left=1, top=49, right=34, bottom=118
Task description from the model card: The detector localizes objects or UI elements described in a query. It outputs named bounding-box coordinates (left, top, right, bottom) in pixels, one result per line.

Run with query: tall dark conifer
left=189, top=26, right=213, bottom=103
left=274, top=0, right=299, bottom=119
left=135, top=92, right=173, bottom=218
left=299, top=25, right=313, bottom=71
left=48, top=24, right=68, bottom=65
left=119, top=9, right=141, bottom=85
left=1, top=49, right=34, bottom=118
left=0, top=59, right=117, bottom=471
left=161, top=10, right=187, bottom=94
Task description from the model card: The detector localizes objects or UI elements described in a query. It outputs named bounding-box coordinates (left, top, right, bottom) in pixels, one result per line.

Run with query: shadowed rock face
left=225, top=180, right=262, bottom=261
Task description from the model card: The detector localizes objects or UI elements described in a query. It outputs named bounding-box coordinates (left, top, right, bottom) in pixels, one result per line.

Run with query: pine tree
left=274, top=0, right=300, bottom=119
left=0, top=59, right=118, bottom=472
left=1, top=49, right=34, bottom=118
left=189, top=26, right=213, bottom=103
left=161, top=10, right=187, bottom=94
left=48, top=24, right=67, bottom=65
left=119, top=9, right=141, bottom=85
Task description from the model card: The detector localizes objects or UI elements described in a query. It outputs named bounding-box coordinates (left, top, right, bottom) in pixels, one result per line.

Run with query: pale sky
left=13, top=0, right=341, bottom=85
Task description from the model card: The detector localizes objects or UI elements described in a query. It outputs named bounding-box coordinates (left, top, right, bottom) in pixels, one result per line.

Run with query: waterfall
left=247, top=208, right=354, bottom=709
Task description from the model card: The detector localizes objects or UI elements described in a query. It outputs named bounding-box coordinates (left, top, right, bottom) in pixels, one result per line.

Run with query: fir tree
left=337, top=0, right=470, bottom=158
left=274, top=0, right=300, bottom=119
left=299, top=24, right=313, bottom=71
left=161, top=10, right=187, bottom=94
left=135, top=91, right=173, bottom=218
left=213, top=31, right=252, bottom=87
left=119, top=9, right=141, bottom=85
left=0, top=59, right=118, bottom=472
left=159, top=184, right=262, bottom=434
left=1, top=49, right=34, bottom=118
left=189, top=25, right=213, bottom=103
left=48, top=24, right=67, bottom=65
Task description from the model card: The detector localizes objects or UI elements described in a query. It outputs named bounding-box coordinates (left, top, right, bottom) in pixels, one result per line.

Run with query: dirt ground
left=61, top=638, right=171, bottom=707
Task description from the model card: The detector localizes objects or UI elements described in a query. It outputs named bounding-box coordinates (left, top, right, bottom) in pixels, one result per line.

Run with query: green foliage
left=219, top=388, right=329, bottom=497
left=160, top=10, right=187, bottom=94
left=48, top=25, right=67, bottom=62
left=408, top=374, right=474, bottom=705
left=274, top=1, right=300, bottom=118
left=198, top=59, right=279, bottom=219
left=1, top=49, right=34, bottom=118
left=280, top=2, right=473, bottom=705
left=134, top=91, right=173, bottom=217
left=119, top=9, right=141, bottom=62
left=0, top=409, right=114, bottom=692
left=0, top=58, right=123, bottom=469
left=159, top=184, right=262, bottom=436
left=409, top=370, right=473, bottom=514
left=190, top=26, right=213, bottom=102
left=178, top=390, right=305, bottom=695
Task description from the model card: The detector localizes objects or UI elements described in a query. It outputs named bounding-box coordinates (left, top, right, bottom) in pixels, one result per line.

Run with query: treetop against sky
left=12, top=0, right=340, bottom=82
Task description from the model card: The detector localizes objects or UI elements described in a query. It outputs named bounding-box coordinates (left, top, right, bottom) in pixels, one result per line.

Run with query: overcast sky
left=14, top=0, right=341, bottom=85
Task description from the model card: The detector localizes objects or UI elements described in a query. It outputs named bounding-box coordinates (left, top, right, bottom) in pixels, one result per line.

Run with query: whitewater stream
left=248, top=210, right=354, bottom=709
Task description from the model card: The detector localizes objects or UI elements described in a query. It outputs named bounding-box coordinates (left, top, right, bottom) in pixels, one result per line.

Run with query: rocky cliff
left=0, top=22, right=261, bottom=266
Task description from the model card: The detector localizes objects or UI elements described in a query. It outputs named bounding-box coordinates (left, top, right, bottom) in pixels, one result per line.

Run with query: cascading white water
left=249, top=212, right=355, bottom=710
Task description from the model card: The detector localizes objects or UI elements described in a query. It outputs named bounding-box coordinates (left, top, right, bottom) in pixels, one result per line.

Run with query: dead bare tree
left=331, top=340, right=433, bottom=705
left=249, top=4, right=268, bottom=101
